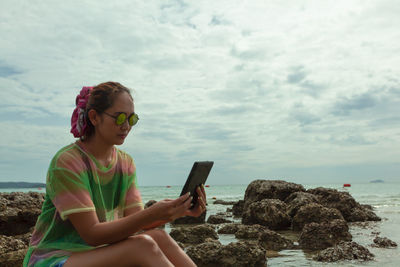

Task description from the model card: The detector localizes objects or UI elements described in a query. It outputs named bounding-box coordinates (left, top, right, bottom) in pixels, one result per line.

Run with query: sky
left=0, top=0, right=399, bottom=186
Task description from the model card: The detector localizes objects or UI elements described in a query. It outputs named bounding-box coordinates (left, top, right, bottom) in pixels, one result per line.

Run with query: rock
left=232, top=200, right=244, bottom=217
left=292, top=203, right=344, bottom=231
left=307, top=187, right=381, bottom=222
left=284, top=192, right=319, bottom=217
left=186, top=240, right=267, bottom=267
left=207, top=215, right=232, bottom=224
left=0, top=192, right=44, bottom=235
left=299, top=219, right=352, bottom=250
left=144, top=200, right=157, bottom=208
left=217, top=223, right=242, bottom=234
left=0, top=235, right=28, bottom=267
left=169, top=224, right=218, bottom=244
left=244, top=180, right=305, bottom=210
left=0, top=235, right=28, bottom=254
left=372, top=236, right=397, bottom=248
left=242, top=199, right=291, bottom=230
left=314, top=241, right=374, bottom=262
left=213, top=200, right=237, bottom=205
left=0, top=249, right=28, bottom=267
left=172, top=211, right=206, bottom=224
left=185, top=241, right=223, bottom=266
left=258, top=229, right=295, bottom=251
left=235, top=224, right=268, bottom=239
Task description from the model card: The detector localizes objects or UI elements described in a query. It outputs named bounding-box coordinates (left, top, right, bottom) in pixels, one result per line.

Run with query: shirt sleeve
left=47, top=161, right=95, bottom=221
left=123, top=157, right=143, bottom=211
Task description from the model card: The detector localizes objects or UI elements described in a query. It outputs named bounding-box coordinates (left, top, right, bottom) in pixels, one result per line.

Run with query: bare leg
left=143, top=229, right=196, bottom=267
left=63, top=234, right=173, bottom=267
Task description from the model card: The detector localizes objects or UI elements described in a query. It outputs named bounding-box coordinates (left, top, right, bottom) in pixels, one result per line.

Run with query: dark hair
left=83, top=81, right=133, bottom=140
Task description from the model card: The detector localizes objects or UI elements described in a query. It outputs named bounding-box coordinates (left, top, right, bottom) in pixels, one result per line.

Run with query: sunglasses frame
left=103, top=111, right=139, bottom=126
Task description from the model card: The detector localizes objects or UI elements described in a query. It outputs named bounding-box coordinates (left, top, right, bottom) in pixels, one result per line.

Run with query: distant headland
left=370, top=179, right=385, bottom=183
left=0, top=182, right=46, bottom=189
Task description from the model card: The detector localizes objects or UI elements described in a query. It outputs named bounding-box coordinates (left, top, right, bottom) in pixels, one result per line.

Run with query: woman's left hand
left=185, top=185, right=207, bottom=217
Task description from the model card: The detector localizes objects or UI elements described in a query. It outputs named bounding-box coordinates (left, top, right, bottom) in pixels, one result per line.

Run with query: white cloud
left=0, top=0, right=399, bottom=185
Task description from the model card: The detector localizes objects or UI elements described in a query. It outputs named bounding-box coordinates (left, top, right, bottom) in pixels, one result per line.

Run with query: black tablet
left=180, top=161, right=213, bottom=208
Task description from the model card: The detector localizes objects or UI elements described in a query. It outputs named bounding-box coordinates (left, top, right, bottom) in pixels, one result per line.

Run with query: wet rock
left=244, top=180, right=305, bottom=210
left=235, top=224, right=268, bottom=239
left=292, top=203, right=344, bottom=231
left=232, top=200, right=244, bottom=217
left=217, top=223, right=242, bottom=234
left=216, top=212, right=232, bottom=217
left=169, top=224, right=218, bottom=244
left=172, top=211, right=206, bottom=224
left=307, top=187, right=381, bottom=222
left=372, top=236, right=397, bottom=248
left=284, top=192, right=319, bottom=217
left=299, top=219, right=352, bottom=250
left=0, top=192, right=44, bottom=235
left=258, top=229, right=295, bottom=251
left=186, top=240, right=267, bottom=267
left=314, top=241, right=374, bottom=262
left=185, top=241, right=223, bottom=266
left=213, top=200, right=237, bottom=205
left=207, top=215, right=232, bottom=224
left=242, top=199, right=291, bottom=230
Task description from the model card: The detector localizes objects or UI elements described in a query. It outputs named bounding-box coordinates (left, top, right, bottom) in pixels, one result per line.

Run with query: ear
left=87, top=109, right=99, bottom=126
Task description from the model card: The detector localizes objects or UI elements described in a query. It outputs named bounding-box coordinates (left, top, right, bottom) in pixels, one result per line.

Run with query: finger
left=171, top=193, right=190, bottom=206
left=197, top=186, right=207, bottom=204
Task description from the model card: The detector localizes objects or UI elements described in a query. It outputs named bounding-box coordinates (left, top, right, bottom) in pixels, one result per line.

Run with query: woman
left=23, top=82, right=206, bottom=267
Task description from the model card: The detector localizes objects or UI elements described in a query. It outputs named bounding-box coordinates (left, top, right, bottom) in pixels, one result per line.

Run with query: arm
left=68, top=193, right=192, bottom=246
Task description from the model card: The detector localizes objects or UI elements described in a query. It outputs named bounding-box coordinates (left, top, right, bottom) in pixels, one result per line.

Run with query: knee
left=147, top=229, right=170, bottom=241
left=130, top=234, right=161, bottom=255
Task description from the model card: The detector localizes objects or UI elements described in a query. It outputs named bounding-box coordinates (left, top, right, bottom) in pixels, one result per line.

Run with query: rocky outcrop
left=314, top=241, right=374, bottom=262
left=284, top=191, right=319, bottom=217
left=232, top=200, right=244, bottom=217
left=299, top=219, right=352, bottom=250
left=0, top=192, right=43, bottom=267
left=234, top=224, right=268, bottom=239
left=291, top=203, right=344, bottom=231
left=172, top=211, right=206, bottom=224
left=206, top=215, right=232, bottom=224
left=244, top=180, right=305, bottom=210
left=307, top=187, right=381, bottom=222
left=242, top=199, right=291, bottom=230
left=169, top=224, right=218, bottom=244
left=186, top=240, right=267, bottom=267
left=372, top=236, right=397, bottom=248
left=0, top=192, right=44, bottom=236
left=217, top=223, right=242, bottom=234
left=213, top=200, right=237, bottom=205
left=258, top=229, right=295, bottom=251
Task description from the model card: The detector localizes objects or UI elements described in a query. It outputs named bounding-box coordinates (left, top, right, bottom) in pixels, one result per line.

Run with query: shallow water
left=3, top=182, right=400, bottom=266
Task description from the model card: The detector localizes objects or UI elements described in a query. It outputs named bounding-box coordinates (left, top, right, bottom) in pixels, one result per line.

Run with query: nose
left=120, top=119, right=130, bottom=130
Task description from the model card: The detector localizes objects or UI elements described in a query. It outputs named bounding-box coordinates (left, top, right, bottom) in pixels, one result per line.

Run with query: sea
left=2, top=182, right=399, bottom=267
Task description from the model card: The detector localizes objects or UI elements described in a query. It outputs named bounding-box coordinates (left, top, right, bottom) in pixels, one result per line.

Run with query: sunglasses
left=103, top=111, right=139, bottom=126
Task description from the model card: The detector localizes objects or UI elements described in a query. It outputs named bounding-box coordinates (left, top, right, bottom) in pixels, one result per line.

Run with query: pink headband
left=70, top=86, right=93, bottom=138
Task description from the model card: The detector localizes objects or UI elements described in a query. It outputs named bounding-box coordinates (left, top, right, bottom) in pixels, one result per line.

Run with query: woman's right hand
left=147, top=193, right=193, bottom=222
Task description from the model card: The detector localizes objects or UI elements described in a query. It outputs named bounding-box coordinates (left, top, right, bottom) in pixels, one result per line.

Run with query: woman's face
left=96, top=91, right=135, bottom=146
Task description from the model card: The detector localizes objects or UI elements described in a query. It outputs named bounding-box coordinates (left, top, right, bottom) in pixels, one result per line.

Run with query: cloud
left=331, top=93, right=377, bottom=116
left=1, top=0, right=400, bottom=184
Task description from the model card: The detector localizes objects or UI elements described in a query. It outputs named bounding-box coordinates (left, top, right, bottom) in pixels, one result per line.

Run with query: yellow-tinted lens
left=128, top=114, right=139, bottom=126
left=116, top=113, right=127, bottom=125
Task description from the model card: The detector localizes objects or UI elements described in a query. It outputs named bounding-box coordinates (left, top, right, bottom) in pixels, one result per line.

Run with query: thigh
left=63, top=235, right=170, bottom=267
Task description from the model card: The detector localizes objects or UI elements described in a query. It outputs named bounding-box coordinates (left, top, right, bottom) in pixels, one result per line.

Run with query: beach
left=1, top=182, right=399, bottom=266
